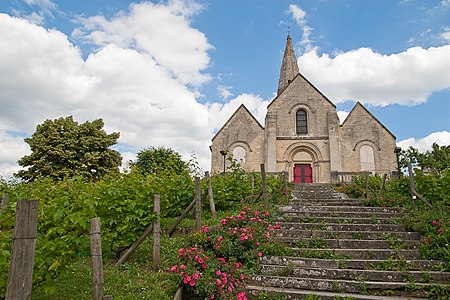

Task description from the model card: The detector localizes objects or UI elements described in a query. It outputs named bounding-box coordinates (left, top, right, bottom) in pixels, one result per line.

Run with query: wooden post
left=260, top=164, right=267, bottom=207
left=6, top=200, right=39, bottom=300
left=195, top=177, right=201, bottom=230
left=0, top=194, right=8, bottom=215
left=407, top=162, right=416, bottom=198
left=205, top=171, right=216, bottom=218
left=364, top=172, right=369, bottom=199
left=90, top=217, right=104, bottom=300
left=379, top=173, right=387, bottom=197
left=153, top=194, right=160, bottom=271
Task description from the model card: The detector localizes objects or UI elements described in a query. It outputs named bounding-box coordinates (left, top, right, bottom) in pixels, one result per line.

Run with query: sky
left=0, top=0, right=449, bottom=180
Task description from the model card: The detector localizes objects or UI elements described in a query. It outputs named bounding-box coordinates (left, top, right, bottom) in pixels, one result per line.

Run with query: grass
left=32, top=235, right=181, bottom=299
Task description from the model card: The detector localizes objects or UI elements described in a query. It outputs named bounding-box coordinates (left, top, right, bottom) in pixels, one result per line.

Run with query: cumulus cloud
left=73, top=1, right=212, bottom=86
left=207, top=94, right=269, bottom=132
left=0, top=2, right=214, bottom=179
left=298, top=46, right=450, bottom=106
left=397, top=131, right=450, bottom=152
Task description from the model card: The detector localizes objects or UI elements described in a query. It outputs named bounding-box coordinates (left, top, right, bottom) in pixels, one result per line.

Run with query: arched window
left=232, top=146, right=246, bottom=167
left=296, top=109, right=308, bottom=134
left=360, top=145, right=375, bottom=171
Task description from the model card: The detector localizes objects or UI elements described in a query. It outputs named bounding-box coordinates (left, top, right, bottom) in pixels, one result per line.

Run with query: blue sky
left=0, top=0, right=449, bottom=179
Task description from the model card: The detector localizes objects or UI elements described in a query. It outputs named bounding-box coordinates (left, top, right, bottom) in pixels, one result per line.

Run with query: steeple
left=277, top=34, right=300, bottom=95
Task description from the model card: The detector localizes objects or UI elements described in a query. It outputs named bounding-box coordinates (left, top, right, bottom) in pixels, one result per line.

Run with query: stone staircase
left=248, top=184, right=450, bottom=299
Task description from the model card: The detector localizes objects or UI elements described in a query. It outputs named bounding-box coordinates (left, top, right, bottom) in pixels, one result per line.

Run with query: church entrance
left=293, top=164, right=312, bottom=183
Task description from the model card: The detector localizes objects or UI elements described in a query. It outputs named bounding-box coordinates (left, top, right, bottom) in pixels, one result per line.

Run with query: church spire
left=277, top=34, right=300, bottom=95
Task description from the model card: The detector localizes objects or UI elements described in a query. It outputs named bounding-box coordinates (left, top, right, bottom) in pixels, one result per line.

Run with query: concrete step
left=290, top=199, right=365, bottom=206
left=291, top=248, right=422, bottom=260
left=260, top=265, right=450, bottom=284
left=279, top=210, right=402, bottom=219
left=281, top=222, right=406, bottom=232
left=246, top=284, right=429, bottom=300
left=250, top=275, right=445, bottom=297
left=276, top=229, right=421, bottom=240
left=280, top=205, right=404, bottom=214
left=260, top=256, right=447, bottom=271
left=278, top=238, right=419, bottom=250
left=276, top=216, right=403, bottom=225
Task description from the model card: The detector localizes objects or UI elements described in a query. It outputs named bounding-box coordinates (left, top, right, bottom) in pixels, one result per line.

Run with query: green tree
left=131, top=146, right=189, bottom=176
left=16, top=116, right=121, bottom=181
left=400, top=143, right=450, bottom=176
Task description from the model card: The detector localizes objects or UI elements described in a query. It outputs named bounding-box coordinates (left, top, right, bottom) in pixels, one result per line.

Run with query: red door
left=293, top=164, right=313, bottom=183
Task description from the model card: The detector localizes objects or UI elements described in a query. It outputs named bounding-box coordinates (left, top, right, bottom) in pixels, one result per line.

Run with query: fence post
left=0, top=194, right=8, bottom=215
left=407, top=162, right=416, bottom=198
left=6, top=200, right=39, bottom=300
left=195, top=177, right=201, bottom=230
left=153, top=194, right=161, bottom=271
left=260, top=164, right=267, bottom=207
left=282, top=171, right=288, bottom=195
left=379, top=173, right=387, bottom=197
left=205, top=171, right=216, bottom=218
left=90, top=217, right=105, bottom=300
left=364, top=172, right=369, bottom=199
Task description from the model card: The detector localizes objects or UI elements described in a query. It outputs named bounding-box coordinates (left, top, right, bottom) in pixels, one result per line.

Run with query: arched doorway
left=292, top=150, right=313, bottom=183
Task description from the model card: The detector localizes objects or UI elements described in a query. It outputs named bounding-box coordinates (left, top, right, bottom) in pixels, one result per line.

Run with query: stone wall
left=340, top=103, right=397, bottom=174
left=210, top=105, right=264, bottom=174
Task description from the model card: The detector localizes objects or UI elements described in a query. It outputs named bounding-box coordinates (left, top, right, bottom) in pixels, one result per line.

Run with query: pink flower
left=216, top=270, right=221, bottom=276
left=254, top=211, right=260, bottom=215
left=220, top=219, right=227, bottom=225
left=216, top=279, right=222, bottom=285
left=198, top=258, right=204, bottom=264
left=178, top=248, right=185, bottom=255
left=432, top=220, right=437, bottom=225
left=193, top=273, right=199, bottom=280
left=257, top=252, right=263, bottom=257
left=202, top=264, right=207, bottom=269
left=189, top=280, right=195, bottom=286
left=255, top=242, right=259, bottom=246
left=180, top=265, right=186, bottom=270
left=218, top=236, right=223, bottom=242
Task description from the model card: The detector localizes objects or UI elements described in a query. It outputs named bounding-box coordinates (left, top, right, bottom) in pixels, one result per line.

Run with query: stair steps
left=247, top=184, right=449, bottom=299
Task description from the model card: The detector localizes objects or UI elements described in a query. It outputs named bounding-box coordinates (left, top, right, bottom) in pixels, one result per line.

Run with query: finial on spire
left=287, top=26, right=291, bottom=36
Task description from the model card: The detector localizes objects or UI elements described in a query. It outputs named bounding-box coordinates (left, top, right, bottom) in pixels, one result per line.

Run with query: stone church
left=210, top=35, right=398, bottom=183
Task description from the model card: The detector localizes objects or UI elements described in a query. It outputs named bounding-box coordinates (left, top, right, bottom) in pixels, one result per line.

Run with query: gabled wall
left=210, top=105, right=264, bottom=174
left=340, top=102, right=397, bottom=174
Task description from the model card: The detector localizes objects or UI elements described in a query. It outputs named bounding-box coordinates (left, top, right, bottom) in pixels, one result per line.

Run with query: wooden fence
left=4, top=164, right=285, bottom=298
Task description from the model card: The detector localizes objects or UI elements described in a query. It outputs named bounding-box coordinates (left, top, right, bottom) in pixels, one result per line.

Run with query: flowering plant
left=168, top=207, right=282, bottom=299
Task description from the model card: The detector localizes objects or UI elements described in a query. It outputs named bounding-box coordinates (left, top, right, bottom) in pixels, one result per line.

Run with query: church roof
left=211, top=104, right=264, bottom=142
left=341, top=102, right=396, bottom=139
left=277, top=34, right=300, bottom=95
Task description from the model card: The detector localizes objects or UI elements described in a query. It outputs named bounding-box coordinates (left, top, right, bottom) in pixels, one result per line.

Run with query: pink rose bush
left=168, top=207, right=282, bottom=299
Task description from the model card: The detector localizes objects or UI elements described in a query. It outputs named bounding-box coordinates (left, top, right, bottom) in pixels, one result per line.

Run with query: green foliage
left=400, top=144, right=450, bottom=176
left=130, top=146, right=190, bottom=176
left=0, top=169, right=194, bottom=296
left=16, top=116, right=121, bottom=182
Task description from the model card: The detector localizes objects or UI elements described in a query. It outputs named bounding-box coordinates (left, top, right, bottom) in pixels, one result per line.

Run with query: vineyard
left=0, top=166, right=288, bottom=299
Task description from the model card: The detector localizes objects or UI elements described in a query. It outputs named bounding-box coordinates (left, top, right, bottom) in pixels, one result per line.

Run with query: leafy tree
left=131, top=146, right=189, bottom=176
left=16, top=116, right=121, bottom=181
left=400, top=143, right=450, bottom=176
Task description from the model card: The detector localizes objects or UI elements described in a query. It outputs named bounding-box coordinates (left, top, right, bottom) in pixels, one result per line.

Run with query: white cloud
left=397, top=131, right=450, bottom=152
left=442, top=27, right=450, bottom=43
left=217, top=85, right=233, bottom=99
left=0, top=3, right=214, bottom=179
left=287, top=4, right=313, bottom=51
left=73, top=1, right=212, bottom=86
left=336, top=111, right=349, bottom=124
left=207, top=94, right=269, bottom=133
left=298, top=45, right=450, bottom=106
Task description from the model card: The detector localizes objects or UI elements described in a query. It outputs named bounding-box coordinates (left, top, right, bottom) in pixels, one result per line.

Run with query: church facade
left=210, top=35, right=398, bottom=183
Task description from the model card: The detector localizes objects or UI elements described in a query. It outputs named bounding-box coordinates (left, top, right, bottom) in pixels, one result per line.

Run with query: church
left=210, top=35, right=398, bottom=183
